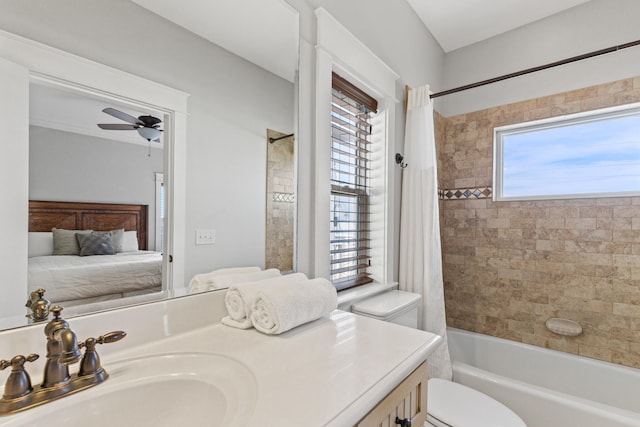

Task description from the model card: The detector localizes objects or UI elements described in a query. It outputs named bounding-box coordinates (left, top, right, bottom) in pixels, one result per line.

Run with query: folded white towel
left=208, top=266, right=262, bottom=277
left=209, top=268, right=282, bottom=290
left=189, top=267, right=276, bottom=292
left=250, top=278, right=337, bottom=335
left=189, top=266, right=261, bottom=289
left=224, top=273, right=308, bottom=326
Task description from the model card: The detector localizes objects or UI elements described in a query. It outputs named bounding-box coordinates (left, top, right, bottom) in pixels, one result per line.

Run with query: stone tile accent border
left=272, top=192, right=295, bottom=203
left=440, top=187, right=492, bottom=200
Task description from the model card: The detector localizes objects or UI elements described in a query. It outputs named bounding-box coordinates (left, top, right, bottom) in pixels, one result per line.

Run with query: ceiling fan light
left=137, top=127, right=162, bottom=141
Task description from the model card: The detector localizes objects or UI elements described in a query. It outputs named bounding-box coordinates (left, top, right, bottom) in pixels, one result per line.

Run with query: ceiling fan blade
left=139, top=115, right=162, bottom=127
left=102, top=107, right=143, bottom=125
left=97, top=123, right=138, bottom=130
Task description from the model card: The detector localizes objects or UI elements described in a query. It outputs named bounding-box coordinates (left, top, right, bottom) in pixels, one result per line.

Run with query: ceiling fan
left=97, top=107, right=163, bottom=142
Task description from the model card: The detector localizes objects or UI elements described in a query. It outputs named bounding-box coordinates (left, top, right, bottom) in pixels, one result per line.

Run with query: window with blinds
left=330, top=73, right=378, bottom=291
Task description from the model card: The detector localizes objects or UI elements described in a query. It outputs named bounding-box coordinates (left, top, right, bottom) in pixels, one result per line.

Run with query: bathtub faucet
left=0, top=306, right=126, bottom=416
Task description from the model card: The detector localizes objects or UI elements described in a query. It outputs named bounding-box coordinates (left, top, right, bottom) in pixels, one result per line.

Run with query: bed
left=28, top=201, right=163, bottom=307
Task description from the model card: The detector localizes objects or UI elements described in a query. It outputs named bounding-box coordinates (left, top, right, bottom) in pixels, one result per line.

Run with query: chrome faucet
left=0, top=306, right=126, bottom=415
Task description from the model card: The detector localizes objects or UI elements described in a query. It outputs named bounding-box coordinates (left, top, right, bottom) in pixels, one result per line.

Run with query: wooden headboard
left=29, top=201, right=149, bottom=250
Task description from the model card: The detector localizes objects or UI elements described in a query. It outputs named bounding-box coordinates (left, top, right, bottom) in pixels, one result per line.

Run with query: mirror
left=27, top=82, right=168, bottom=313
left=0, top=0, right=299, bottom=331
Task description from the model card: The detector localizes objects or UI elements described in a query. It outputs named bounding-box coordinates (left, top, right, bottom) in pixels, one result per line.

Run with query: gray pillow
left=95, top=229, right=124, bottom=252
left=52, top=228, right=93, bottom=255
left=76, top=232, right=115, bottom=256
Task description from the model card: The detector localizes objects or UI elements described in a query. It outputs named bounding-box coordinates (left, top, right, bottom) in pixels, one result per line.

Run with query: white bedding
left=28, top=251, right=162, bottom=304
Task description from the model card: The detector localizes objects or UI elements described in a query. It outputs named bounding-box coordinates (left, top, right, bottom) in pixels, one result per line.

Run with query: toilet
left=426, top=378, right=526, bottom=427
left=351, top=290, right=527, bottom=427
left=351, top=289, right=422, bottom=327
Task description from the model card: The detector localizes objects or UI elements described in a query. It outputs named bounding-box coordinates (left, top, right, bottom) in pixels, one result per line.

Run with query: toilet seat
left=427, top=379, right=527, bottom=427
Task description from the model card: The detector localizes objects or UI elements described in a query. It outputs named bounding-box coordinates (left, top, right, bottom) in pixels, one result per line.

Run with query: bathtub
left=447, top=327, right=640, bottom=427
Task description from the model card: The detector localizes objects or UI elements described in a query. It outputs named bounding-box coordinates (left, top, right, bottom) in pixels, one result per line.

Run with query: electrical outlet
left=196, top=229, right=216, bottom=245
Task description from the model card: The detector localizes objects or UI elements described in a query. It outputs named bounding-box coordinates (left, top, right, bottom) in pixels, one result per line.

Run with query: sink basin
left=0, top=353, right=257, bottom=427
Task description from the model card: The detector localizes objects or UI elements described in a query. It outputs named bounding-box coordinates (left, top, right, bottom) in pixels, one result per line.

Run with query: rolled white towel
left=223, top=273, right=308, bottom=328
left=220, top=316, right=252, bottom=329
left=250, top=278, right=337, bottom=335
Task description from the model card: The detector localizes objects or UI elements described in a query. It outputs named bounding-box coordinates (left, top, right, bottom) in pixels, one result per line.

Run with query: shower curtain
left=399, top=85, right=452, bottom=380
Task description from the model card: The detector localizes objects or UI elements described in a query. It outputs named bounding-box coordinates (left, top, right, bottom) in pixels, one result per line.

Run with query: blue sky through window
left=500, top=112, right=640, bottom=199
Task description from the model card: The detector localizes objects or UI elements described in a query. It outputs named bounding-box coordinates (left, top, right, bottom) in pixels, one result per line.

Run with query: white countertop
left=106, top=311, right=440, bottom=426
left=0, top=291, right=441, bottom=426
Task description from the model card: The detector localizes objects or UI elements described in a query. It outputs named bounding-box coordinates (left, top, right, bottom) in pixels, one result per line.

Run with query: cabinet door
left=355, top=362, right=428, bottom=427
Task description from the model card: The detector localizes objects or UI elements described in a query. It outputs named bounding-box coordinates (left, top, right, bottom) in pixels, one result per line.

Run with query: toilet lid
left=352, top=290, right=421, bottom=318
left=428, top=379, right=526, bottom=427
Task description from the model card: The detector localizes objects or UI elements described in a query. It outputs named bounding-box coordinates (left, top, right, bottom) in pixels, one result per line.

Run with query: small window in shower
left=493, top=102, right=640, bottom=201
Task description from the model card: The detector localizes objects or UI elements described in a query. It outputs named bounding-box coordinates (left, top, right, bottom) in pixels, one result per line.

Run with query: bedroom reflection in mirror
left=27, top=201, right=164, bottom=310
left=26, top=81, right=167, bottom=318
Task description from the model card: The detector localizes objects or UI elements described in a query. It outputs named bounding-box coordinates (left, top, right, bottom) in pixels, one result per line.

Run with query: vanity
left=0, top=290, right=441, bottom=426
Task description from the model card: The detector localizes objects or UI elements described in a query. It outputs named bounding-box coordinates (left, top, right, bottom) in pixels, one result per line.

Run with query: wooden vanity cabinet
left=354, top=361, right=428, bottom=427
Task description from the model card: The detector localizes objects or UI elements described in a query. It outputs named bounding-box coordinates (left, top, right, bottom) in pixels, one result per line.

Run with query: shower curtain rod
left=429, top=39, right=640, bottom=99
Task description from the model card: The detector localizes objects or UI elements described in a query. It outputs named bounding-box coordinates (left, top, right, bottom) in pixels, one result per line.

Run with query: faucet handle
left=96, top=331, right=127, bottom=345
left=0, top=353, right=39, bottom=370
left=78, top=330, right=127, bottom=351
left=78, top=331, right=126, bottom=377
left=0, top=354, right=39, bottom=400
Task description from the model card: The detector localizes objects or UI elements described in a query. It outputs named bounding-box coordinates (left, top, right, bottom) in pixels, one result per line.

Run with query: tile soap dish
left=545, top=318, right=582, bottom=337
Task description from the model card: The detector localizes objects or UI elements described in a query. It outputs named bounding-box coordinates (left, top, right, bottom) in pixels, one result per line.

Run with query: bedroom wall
left=29, top=126, right=162, bottom=249
left=0, top=0, right=294, bottom=283
left=440, top=0, right=640, bottom=117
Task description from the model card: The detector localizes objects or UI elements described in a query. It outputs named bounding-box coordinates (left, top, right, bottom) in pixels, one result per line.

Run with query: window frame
left=493, top=101, right=640, bottom=201
left=329, top=79, right=375, bottom=290
left=312, top=8, right=399, bottom=288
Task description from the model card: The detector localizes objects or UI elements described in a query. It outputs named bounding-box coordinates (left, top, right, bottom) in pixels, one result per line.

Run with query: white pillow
left=28, top=232, right=54, bottom=257
left=122, top=230, right=139, bottom=252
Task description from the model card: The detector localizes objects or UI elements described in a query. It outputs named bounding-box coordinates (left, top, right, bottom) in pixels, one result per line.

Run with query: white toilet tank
left=352, top=290, right=421, bottom=328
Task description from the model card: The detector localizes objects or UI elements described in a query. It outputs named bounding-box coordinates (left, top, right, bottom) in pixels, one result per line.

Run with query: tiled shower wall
left=265, top=130, right=295, bottom=272
left=436, top=76, right=640, bottom=368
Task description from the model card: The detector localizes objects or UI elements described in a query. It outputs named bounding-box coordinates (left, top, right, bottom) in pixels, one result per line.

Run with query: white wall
left=29, top=126, right=162, bottom=249
left=440, top=0, right=640, bottom=117
left=0, top=0, right=294, bottom=284
left=306, top=0, right=444, bottom=91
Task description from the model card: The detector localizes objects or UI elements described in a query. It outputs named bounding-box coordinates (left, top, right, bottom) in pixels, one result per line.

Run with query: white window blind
left=330, top=73, right=377, bottom=291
